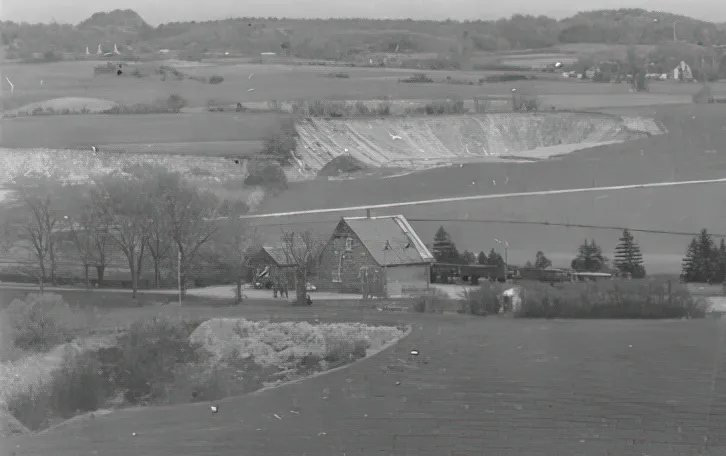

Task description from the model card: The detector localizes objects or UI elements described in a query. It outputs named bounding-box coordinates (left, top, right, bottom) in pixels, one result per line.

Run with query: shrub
left=485, top=73, right=534, bottom=83
left=462, top=283, right=505, bottom=315
left=95, top=317, right=205, bottom=405
left=323, top=72, right=350, bottom=79
left=261, top=129, right=297, bottom=164
left=399, top=73, right=434, bottom=83
left=6, top=350, right=109, bottom=431
left=4, top=293, right=96, bottom=352
left=407, top=99, right=466, bottom=116
left=515, top=279, right=709, bottom=319
left=244, top=161, right=288, bottom=191
left=208, top=75, right=224, bottom=84
left=101, top=94, right=187, bottom=114
left=512, top=93, right=540, bottom=112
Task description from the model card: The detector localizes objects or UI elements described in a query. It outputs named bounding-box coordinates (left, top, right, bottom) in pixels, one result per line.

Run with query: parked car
left=306, top=283, right=317, bottom=292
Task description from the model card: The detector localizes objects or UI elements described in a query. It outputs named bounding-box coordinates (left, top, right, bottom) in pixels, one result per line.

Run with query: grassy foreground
left=0, top=293, right=407, bottom=432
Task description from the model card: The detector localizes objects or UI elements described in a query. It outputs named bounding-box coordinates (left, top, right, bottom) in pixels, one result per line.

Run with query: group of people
left=269, top=269, right=312, bottom=305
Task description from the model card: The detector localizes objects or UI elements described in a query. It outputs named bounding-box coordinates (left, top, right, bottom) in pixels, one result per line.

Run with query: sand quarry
left=292, top=112, right=666, bottom=176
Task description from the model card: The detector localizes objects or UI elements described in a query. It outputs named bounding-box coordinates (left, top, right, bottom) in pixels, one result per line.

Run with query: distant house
left=314, top=215, right=435, bottom=297
left=674, top=61, right=694, bottom=82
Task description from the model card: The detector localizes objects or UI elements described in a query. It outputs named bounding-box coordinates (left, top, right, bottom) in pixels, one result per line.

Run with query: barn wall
left=386, top=264, right=429, bottom=296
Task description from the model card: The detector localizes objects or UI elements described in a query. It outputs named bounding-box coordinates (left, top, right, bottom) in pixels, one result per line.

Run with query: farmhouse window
left=345, top=237, right=353, bottom=251
left=333, top=250, right=343, bottom=282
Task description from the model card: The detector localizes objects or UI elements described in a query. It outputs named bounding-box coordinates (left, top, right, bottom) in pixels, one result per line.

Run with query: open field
left=8, top=306, right=726, bottom=456
left=1, top=60, right=716, bottom=113
left=0, top=112, right=286, bottom=149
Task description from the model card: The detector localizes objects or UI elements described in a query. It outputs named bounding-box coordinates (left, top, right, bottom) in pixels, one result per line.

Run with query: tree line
left=3, top=9, right=725, bottom=61
left=431, top=226, right=647, bottom=278
left=0, top=167, right=321, bottom=305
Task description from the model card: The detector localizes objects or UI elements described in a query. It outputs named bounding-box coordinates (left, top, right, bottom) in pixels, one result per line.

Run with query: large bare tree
left=9, top=176, right=64, bottom=290
left=91, top=172, right=154, bottom=298
left=280, top=230, right=325, bottom=306
left=153, top=170, right=220, bottom=296
left=205, top=213, right=260, bottom=304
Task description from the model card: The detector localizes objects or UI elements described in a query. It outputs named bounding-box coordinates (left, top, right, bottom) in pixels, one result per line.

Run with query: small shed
left=247, top=245, right=297, bottom=288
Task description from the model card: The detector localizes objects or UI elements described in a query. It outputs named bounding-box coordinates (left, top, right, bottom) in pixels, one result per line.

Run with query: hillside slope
left=293, top=113, right=665, bottom=173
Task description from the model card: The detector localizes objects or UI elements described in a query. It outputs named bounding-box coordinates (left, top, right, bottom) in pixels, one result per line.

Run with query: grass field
left=0, top=112, right=286, bottom=148
left=8, top=309, right=726, bottom=456
left=1, top=60, right=715, bottom=112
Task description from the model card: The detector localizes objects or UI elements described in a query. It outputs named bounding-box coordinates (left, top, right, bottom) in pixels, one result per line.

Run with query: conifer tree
left=613, top=229, right=645, bottom=278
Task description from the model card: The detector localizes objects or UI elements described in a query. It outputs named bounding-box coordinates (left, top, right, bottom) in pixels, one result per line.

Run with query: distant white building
left=673, top=61, right=694, bottom=82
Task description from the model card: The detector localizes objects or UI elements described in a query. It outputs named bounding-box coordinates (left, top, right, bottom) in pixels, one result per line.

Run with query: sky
left=1, top=0, right=725, bottom=25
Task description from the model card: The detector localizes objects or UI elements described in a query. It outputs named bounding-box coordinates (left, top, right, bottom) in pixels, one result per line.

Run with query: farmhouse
left=314, top=215, right=435, bottom=297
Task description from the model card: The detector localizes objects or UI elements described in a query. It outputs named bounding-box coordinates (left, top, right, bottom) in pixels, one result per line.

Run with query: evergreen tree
left=432, top=226, right=460, bottom=263
left=534, top=251, right=552, bottom=269
left=524, top=260, right=534, bottom=268
left=718, top=239, right=726, bottom=283
left=571, top=239, right=605, bottom=272
left=487, top=248, right=504, bottom=267
left=682, top=238, right=698, bottom=282
left=697, top=228, right=716, bottom=283
left=613, top=229, right=645, bottom=278
left=477, top=251, right=488, bottom=265
left=461, top=250, right=476, bottom=265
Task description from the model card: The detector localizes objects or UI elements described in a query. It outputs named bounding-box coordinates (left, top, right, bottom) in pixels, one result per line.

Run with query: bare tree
left=91, top=173, right=153, bottom=298
left=62, top=194, right=112, bottom=289
left=10, top=178, right=63, bottom=289
left=205, top=214, right=260, bottom=304
left=154, top=170, right=220, bottom=296
left=280, top=230, right=325, bottom=306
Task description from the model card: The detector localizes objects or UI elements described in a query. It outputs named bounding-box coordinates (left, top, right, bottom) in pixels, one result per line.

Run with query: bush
left=208, top=75, right=224, bottom=84
left=95, top=317, right=205, bottom=405
left=485, top=73, right=534, bottom=83
left=515, top=279, right=709, bottom=319
left=101, top=94, right=187, bottom=114
left=512, top=93, right=540, bottom=112
left=461, top=283, right=505, bottom=315
left=407, top=99, right=467, bottom=116
left=261, top=129, right=297, bottom=164
left=399, top=73, right=434, bottom=83
left=244, top=161, right=288, bottom=191
left=323, top=72, right=350, bottom=79
left=6, top=350, right=109, bottom=431
left=3, top=293, right=96, bottom=352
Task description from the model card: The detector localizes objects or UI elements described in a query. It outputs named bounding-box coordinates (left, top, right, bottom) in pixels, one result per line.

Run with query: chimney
left=366, top=208, right=371, bottom=219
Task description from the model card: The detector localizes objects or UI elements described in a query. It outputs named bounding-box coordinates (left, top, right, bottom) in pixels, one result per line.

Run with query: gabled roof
left=340, top=215, right=435, bottom=266
left=257, top=245, right=297, bottom=267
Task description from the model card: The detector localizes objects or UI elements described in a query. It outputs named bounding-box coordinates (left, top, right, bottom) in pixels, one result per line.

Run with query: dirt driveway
left=7, top=304, right=726, bottom=456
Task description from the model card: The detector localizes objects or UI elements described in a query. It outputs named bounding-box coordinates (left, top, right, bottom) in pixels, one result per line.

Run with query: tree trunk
left=38, top=261, right=46, bottom=294
left=48, top=242, right=57, bottom=286
left=128, top=251, right=138, bottom=299
left=235, top=279, right=243, bottom=304
left=136, top=242, right=145, bottom=290
left=294, top=269, right=307, bottom=306
left=84, top=264, right=90, bottom=289
left=96, top=265, right=105, bottom=286
left=154, top=259, right=161, bottom=289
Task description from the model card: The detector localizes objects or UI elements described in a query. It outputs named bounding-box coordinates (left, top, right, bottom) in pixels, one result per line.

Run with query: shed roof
left=256, top=245, right=297, bottom=267
left=340, top=215, right=434, bottom=266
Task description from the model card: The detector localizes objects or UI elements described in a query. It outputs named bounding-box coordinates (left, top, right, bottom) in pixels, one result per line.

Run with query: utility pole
left=384, top=240, right=391, bottom=297
left=495, top=238, right=508, bottom=282
left=178, top=248, right=182, bottom=319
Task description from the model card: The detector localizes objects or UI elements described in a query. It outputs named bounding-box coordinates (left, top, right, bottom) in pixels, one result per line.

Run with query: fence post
left=668, top=279, right=672, bottom=307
